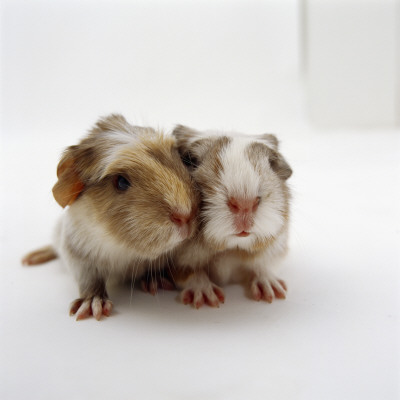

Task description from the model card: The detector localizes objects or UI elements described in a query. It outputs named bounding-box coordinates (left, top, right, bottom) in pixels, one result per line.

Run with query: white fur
left=211, top=230, right=288, bottom=286
left=97, top=130, right=138, bottom=180
left=54, top=194, right=184, bottom=286
left=55, top=203, right=144, bottom=283
left=202, top=136, right=286, bottom=250
left=220, top=138, right=261, bottom=199
left=172, top=127, right=291, bottom=306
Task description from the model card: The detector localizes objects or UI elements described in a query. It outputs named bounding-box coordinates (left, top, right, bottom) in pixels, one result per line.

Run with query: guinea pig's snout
left=170, top=211, right=194, bottom=240
left=227, top=196, right=260, bottom=235
left=227, top=197, right=260, bottom=214
left=170, top=212, right=191, bottom=227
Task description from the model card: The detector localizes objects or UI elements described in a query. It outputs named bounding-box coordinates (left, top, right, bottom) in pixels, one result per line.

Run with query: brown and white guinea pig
left=171, top=125, right=292, bottom=309
left=22, top=114, right=199, bottom=320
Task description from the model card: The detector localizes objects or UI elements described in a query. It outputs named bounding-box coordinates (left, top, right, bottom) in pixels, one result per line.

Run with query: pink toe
left=182, top=290, right=194, bottom=305
left=102, top=300, right=113, bottom=317
left=194, top=296, right=205, bottom=309
left=213, top=287, right=225, bottom=303
left=69, top=299, right=83, bottom=316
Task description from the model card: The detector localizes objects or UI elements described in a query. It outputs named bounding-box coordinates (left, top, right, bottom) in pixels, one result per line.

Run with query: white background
left=1, top=1, right=399, bottom=399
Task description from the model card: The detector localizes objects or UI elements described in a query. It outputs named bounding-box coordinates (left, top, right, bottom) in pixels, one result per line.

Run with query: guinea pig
left=171, top=125, right=292, bottom=308
left=22, top=114, right=199, bottom=320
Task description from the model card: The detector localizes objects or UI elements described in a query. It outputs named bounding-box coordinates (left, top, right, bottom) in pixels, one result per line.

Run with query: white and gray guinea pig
left=171, top=125, right=292, bottom=309
left=22, top=114, right=199, bottom=320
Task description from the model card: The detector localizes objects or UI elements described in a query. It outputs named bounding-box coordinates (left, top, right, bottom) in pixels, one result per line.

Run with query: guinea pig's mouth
left=236, top=231, right=250, bottom=237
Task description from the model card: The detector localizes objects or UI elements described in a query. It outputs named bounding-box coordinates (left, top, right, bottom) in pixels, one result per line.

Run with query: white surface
left=1, top=1, right=399, bottom=399
left=0, top=0, right=300, bottom=136
left=305, top=0, right=399, bottom=127
left=1, top=127, right=399, bottom=400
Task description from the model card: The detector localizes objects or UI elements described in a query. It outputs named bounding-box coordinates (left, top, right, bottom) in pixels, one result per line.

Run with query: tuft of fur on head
left=53, top=114, right=199, bottom=260
left=172, top=125, right=292, bottom=254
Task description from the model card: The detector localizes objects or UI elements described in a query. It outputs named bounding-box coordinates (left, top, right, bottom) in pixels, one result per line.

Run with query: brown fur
left=169, top=266, right=197, bottom=285
left=246, top=141, right=292, bottom=181
left=53, top=157, right=85, bottom=207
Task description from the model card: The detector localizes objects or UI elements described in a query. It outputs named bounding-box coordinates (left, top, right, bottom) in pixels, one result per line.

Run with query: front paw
left=249, top=275, right=287, bottom=303
left=181, top=283, right=225, bottom=309
left=69, top=296, right=113, bottom=321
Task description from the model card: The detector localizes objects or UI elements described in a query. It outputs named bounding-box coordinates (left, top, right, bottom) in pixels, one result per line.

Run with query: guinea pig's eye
left=113, top=175, right=131, bottom=192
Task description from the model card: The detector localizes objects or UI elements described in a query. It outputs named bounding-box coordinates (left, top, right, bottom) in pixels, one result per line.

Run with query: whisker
left=129, top=264, right=135, bottom=306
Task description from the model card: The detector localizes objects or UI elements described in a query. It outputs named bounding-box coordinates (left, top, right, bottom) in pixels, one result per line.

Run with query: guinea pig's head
left=52, top=115, right=199, bottom=259
left=172, top=125, right=292, bottom=252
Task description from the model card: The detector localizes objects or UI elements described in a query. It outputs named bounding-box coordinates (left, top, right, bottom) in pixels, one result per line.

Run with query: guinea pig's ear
left=254, top=133, right=291, bottom=179
left=255, top=133, right=279, bottom=151
left=269, top=149, right=293, bottom=180
left=52, top=146, right=85, bottom=208
left=172, top=125, right=203, bottom=168
left=172, top=125, right=201, bottom=151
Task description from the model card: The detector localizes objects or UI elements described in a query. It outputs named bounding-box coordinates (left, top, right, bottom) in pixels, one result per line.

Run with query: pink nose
left=170, top=212, right=191, bottom=227
left=228, top=197, right=260, bottom=214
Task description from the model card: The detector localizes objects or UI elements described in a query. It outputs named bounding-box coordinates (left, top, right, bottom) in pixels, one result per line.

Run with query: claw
left=102, top=300, right=113, bottom=317
left=193, top=291, right=205, bottom=309
left=213, top=286, right=225, bottom=303
left=76, top=299, right=92, bottom=321
left=92, top=296, right=103, bottom=320
left=69, top=298, right=83, bottom=315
